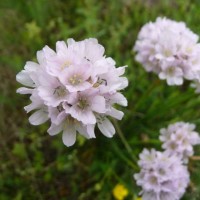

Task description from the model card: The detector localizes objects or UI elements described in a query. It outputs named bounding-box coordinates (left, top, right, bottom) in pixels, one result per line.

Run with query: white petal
left=29, top=110, right=48, bottom=125
left=43, top=45, right=56, bottom=58
left=17, top=87, right=33, bottom=94
left=98, top=118, right=115, bottom=138
left=86, top=124, right=96, bottom=138
left=93, top=59, right=109, bottom=75
left=47, top=123, right=62, bottom=136
left=106, top=107, right=124, bottom=120
left=118, top=77, right=128, bottom=90
left=85, top=39, right=105, bottom=62
left=62, top=127, right=76, bottom=147
left=116, top=66, right=127, bottom=76
left=106, top=57, right=116, bottom=65
left=70, top=107, right=96, bottom=124
left=37, top=50, right=46, bottom=65
left=24, top=61, right=39, bottom=71
left=56, top=41, right=67, bottom=52
left=111, top=93, right=127, bottom=106
left=24, top=103, right=39, bottom=113
left=87, top=38, right=98, bottom=44
left=38, top=86, right=62, bottom=107
left=81, top=111, right=96, bottom=124
left=75, top=124, right=90, bottom=139
left=67, top=38, right=75, bottom=46
left=24, top=94, right=43, bottom=112
left=159, top=72, right=167, bottom=79
left=91, top=96, right=106, bottom=113
left=16, top=71, right=35, bottom=87
left=174, top=77, right=183, bottom=85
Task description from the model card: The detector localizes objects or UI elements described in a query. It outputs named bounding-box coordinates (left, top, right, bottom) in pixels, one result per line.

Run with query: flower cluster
left=16, top=38, right=128, bottom=146
left=134, top=17, right=200, bottom=86
left=134, top=149, right=190, bottom=200
left=134, top=121, right=200, bottom=200
left=159, top=122, right=200, bottom=163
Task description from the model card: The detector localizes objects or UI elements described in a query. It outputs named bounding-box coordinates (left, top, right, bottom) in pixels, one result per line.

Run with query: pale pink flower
left=59, top=63, right=92, bottom=92
left=16, top=38, right=128, bottom=146
left=37, top=70, right=70, bottom=107
left=67, top=89, right=106, bottom=125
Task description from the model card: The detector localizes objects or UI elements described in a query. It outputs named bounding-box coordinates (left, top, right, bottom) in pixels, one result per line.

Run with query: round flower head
left=159, top=122, right=200, bottom=163
left=134, top=149, right=190, bottom=200
left=134, top=17, right=200, bottom=85
left=16, top=38, right=128, bottom=147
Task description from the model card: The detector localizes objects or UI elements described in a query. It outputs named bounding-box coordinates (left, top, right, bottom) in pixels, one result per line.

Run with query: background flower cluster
left=135, top=122, right=200, bottom=200
left=134, top=17, right=200, bottom=87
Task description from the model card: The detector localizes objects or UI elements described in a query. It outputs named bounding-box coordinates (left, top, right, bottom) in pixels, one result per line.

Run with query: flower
left=16, top=38, right=128, bottom=146
left=134, top=149, right=190, bottom=200
left=159, top=122, right=200, bottom=163
left=112, top=184, right=129, bottom=200
left=134, top=17, right=200, bottom=86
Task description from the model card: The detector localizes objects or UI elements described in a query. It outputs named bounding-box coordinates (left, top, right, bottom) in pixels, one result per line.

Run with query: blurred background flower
left=112, top=183, right=129, bottom=200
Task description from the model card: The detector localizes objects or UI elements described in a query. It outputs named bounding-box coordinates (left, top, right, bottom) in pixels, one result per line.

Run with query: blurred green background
left=1, top=0, right=200, bottom=199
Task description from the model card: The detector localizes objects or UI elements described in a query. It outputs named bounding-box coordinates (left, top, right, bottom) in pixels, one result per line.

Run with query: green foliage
left=1, top=0, right=200, bottom=199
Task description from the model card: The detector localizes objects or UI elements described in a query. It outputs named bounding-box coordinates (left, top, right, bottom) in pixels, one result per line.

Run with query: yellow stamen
left=61, top=60, right=72, bottom=70
left=69, top=74, right=82, bottom=85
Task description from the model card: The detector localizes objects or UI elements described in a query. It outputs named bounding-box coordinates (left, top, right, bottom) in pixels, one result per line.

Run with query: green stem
left=112, top=119, right=138, bottom=164
left=112, top=144, right=139, bottom=170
